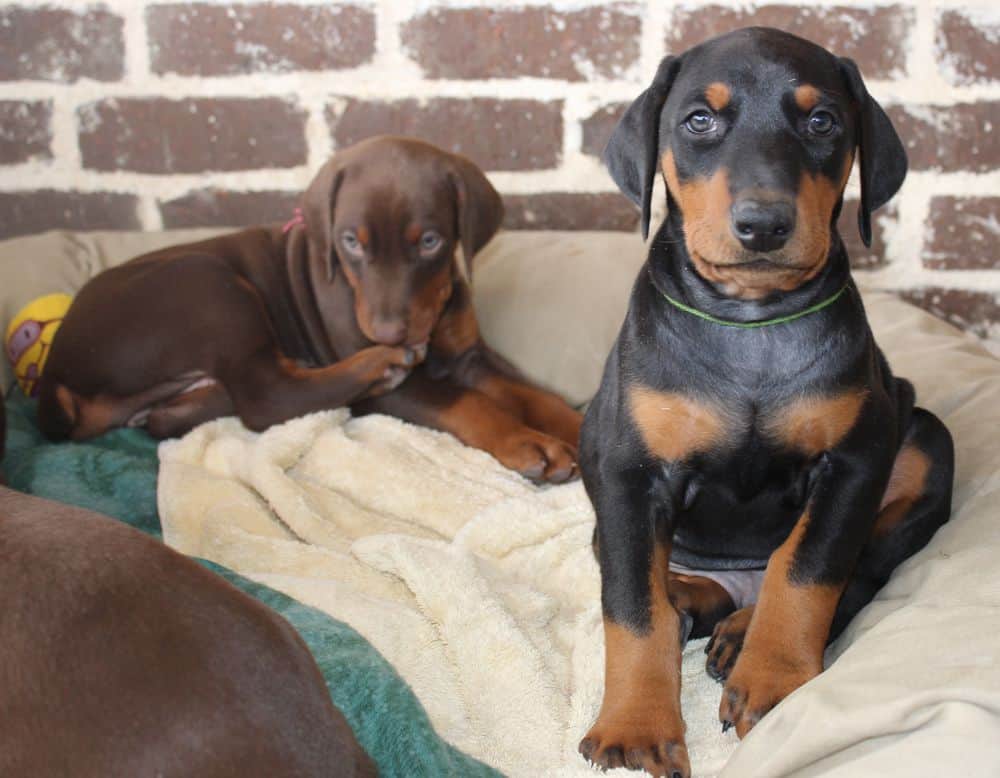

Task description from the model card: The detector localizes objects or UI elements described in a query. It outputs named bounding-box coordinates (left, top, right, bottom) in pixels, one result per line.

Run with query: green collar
left=659, top=283, right=850, bottom=328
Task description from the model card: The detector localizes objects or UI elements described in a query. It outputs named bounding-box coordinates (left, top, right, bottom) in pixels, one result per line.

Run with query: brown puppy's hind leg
left=145, top=382, right=235, bottom=439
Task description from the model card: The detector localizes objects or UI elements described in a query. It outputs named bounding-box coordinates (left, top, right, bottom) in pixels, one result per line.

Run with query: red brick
left=0, top=101, right=51, bottom=164
left=503, top=192, right=640, bottom=231
left=329, top=98, right=563, bottom=172
left=0, top=190, right=139, bottom=240
left=160, top=189, right=300, bottom=229
left=887, top=103, right=1000, bottom=174
left=0, top=6, right=124, bottom=83
left=936, top=9, right=1000, bottom=86
left=401, top=5, right=640, bottom=81
left=78, top=98, right=308, bottom=173
left=581, top=103, right=628, bottom=158
left=666, top=4, right=914, bottom=79
left=899, top=288, right=1000, bottom=339
left=923, top=197, right=1000, bottom=270
left=147, top=3, right=375, bottom=76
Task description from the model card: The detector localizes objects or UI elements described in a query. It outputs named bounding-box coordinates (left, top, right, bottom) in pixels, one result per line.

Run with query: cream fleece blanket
left=158, top=411, right=739, bottom=777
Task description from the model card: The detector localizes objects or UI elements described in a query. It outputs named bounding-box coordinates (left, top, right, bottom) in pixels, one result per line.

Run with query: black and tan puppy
left=0, top=484, right=375, bottom=777
left=37, top=136, right=581, bottom=483
left=579, top=28, right=953, bottom=776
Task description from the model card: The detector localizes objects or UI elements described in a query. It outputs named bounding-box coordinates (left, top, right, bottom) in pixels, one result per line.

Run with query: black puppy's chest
left=624, top=307, right=871, bottom=568
left=657, top=402, right=824, bottom=568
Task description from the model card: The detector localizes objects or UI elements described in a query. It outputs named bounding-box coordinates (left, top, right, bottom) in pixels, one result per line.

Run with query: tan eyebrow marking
left=795, top=84, right=821, bottom=112
left=705, top=82, right=731, bottom=111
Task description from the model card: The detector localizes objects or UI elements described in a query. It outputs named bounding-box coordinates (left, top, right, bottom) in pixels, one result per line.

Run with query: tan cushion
left=0, top=228, right=225, bottom=389
left=473, top=230, right=646, bottom=406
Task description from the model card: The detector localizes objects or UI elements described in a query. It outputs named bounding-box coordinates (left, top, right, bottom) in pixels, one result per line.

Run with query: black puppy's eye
left=419, top=231, right=443, bottom=256
left=808, top=110, right=837, bottom=137
left=341, top=230, right=363, bottom=256
left=684, top=111, right=717, bottom=134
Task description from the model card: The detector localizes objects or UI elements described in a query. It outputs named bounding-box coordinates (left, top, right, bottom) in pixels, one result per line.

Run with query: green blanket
left=3, top=390, right=500, bottom=778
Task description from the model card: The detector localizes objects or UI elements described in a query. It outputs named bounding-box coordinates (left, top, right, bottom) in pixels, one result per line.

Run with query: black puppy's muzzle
left=731, top=199, right=796, bottom=252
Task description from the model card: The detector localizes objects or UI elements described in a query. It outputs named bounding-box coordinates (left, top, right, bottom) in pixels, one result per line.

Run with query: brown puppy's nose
left=371, top=318, right=407, bottom=345
left=731, top=200, right=796, bottom=252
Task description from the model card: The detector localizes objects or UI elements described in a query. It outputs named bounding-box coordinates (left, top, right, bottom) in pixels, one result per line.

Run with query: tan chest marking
left=629, top=385, right=728, bottom=462
left=765, top=390, right=868, bottom=456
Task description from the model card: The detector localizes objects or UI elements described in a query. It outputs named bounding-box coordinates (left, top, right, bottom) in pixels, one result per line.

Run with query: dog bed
left=3, top=229, right=1000, bottom=777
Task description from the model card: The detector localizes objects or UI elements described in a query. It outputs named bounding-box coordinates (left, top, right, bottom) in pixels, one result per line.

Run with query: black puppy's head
left=606, top=27, right=906, bottom=299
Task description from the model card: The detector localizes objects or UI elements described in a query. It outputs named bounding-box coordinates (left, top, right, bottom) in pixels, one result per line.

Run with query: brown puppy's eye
left=684, top=110, right=717, bottom=134
left=341, top=230, right=363, bottom=257
left=808, top=110, right=837, bottom=137
left=419, top=231, right=443, bottom=257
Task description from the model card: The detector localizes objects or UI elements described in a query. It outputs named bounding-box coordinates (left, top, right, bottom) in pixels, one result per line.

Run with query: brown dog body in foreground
left=37, top=136, right=582, bottom=483
left=0, top=484, right=376, bottom=777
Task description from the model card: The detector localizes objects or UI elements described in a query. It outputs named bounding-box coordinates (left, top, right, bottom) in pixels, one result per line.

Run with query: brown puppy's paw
left=495, top=429, right=578, bottom=483
left=356, top=345, right=423, bottom=398
left=705, top=606, right=753, bottom=683
left=718, top=646, right=817, bottom=738
left=579, top=720, right=690, bottom=778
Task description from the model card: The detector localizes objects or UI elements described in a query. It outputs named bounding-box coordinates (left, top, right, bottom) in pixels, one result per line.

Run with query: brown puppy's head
left=605, top=27, right=907, bottom=299
left=302, top=136, right=503, bottom=346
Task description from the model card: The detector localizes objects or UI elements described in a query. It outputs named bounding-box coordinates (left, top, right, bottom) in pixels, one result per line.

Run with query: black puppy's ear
left=302, top=158, right=345, bottom=280
left=838, top=57, right=907, bottom=248
left=448, top=153, right=504, bottom=274
left=604, top=56, right=679, bottom=240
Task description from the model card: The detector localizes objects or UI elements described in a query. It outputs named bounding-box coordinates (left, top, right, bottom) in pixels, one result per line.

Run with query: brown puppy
left=0, top=484, right=376, bottom=777
left=37, top=136, right=582, bottom=483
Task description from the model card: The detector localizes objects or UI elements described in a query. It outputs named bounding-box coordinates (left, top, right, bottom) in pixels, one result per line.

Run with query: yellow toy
left=5, top=293, right=73, bottom=397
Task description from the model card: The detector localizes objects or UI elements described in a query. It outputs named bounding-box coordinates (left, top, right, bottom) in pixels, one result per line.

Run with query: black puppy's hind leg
left=830, top=407, right=954, bottom=640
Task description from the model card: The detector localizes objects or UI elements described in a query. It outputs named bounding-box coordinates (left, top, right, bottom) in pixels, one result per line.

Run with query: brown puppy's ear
left=838, top=58, right=908, bottom=248
left=604, top=55, right=679, bottom=240
left=448, top=154, right=504, bottom=272
left=301, top=158, right=345, bottom=281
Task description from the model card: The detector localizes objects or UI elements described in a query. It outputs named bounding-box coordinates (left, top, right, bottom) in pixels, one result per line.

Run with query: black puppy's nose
left=371, top=318, right=406, bottom=345
left=731, top=200, right=796, bottom=252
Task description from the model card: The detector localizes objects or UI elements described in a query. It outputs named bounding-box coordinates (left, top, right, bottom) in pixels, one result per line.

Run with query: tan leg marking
left=874, top=443, right=931, bottom=537
left=580, top=545, right=690, bottom=776
left=720, top=513, right=843, bottom=737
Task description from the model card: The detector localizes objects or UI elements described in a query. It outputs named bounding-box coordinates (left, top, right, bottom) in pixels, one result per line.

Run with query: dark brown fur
left=0, top=485, right=375, bottom=777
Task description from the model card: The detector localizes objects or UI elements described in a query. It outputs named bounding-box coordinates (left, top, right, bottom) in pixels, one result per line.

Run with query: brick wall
left=0, top=1, right=997, bottom=341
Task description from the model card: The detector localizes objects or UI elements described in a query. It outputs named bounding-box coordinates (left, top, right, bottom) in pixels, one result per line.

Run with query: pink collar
left=283, top=207, right=305, bottom=234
